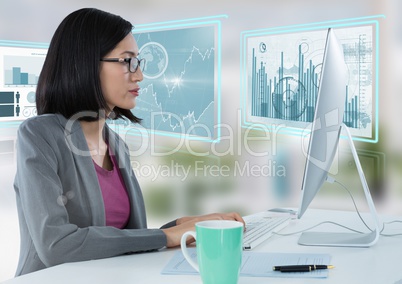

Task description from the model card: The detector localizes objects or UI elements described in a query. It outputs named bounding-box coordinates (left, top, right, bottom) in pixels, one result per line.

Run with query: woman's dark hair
left=36, top=8, right=141, bottom=123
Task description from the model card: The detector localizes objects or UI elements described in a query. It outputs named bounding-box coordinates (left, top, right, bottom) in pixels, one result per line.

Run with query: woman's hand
left=161, top=212, right=245, bottom=248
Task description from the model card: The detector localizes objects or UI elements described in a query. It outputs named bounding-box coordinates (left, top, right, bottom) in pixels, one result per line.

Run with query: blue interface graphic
left=133, top=26, right=216, bottom=139
left=0, top=44, right=47, bottom=122
left=245, top=25, right=376, bottom=140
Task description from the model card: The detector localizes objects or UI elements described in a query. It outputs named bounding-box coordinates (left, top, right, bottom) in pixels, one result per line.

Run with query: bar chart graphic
left=4, top=56, right=44, bottom=86
left=250, top=45, right=319, bottom=123
left=244, top=24, right=376, bottom=140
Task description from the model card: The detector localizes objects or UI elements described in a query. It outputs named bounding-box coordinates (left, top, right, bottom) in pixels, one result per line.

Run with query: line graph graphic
left=243, top=23, right=378, bottom=141
left=132, top=25, right=217, bottom=139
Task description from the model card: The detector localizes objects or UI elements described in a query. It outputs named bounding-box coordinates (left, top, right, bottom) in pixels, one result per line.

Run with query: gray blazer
left=14, top=114, right=170, bottom=276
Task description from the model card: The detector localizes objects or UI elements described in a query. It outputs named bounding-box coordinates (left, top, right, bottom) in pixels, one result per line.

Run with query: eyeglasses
left=100, top=57, right=146, bottom=73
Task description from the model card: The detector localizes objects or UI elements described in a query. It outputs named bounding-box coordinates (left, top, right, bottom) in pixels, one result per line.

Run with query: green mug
left=180, top=220, right=244, bottom=284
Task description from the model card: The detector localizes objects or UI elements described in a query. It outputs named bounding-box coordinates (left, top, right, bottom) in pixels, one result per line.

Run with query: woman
left=14, top=7, right=244, bottom=276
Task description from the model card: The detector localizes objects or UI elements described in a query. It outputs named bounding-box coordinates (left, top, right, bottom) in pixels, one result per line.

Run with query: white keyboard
left=243, top=212, right=291, bottom=250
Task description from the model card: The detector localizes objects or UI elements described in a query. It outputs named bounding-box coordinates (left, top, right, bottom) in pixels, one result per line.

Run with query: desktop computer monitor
left=297, top=28, right=347, bottom=219
left=296, top=28, right=380, bottom=247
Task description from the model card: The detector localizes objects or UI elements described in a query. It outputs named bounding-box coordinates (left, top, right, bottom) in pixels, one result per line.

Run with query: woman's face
left=100, top=33, right=143, bottom=112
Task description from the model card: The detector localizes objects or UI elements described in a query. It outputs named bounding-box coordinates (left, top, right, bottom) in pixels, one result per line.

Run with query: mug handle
left=180, top=231, right=199, bottom=272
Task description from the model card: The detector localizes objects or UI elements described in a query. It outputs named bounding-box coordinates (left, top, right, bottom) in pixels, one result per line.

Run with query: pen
left=273, top=265, right=335, bottom=272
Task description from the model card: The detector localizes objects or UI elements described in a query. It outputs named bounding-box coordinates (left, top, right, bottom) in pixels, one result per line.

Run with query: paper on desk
left=161, top=248, right=331, bottom=278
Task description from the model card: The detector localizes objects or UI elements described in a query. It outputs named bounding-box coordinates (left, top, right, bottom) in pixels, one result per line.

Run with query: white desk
left=3, top=209, right=402, bottom=284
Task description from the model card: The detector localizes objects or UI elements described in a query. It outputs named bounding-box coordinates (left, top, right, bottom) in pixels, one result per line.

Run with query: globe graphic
left=27, top=91, right=36, bottom=103
left=139, top=42, right=168, bottom=79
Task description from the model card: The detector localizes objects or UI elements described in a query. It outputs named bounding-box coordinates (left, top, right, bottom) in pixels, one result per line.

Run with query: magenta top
left=93, top=151, right=131, bottom=229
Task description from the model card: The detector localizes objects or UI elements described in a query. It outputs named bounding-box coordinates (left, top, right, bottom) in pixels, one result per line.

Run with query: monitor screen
left=297, top=28, right=348, bottom=219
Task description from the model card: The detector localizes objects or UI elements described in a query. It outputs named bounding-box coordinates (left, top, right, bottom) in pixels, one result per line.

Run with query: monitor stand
left=298, top=124, right=380, bottom=247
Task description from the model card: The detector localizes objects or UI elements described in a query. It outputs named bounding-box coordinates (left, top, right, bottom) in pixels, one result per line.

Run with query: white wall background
left=1, top=0, right=401, bottom=281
